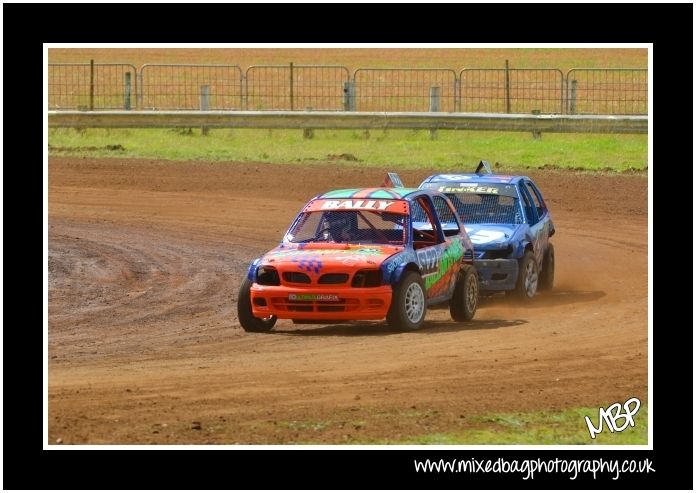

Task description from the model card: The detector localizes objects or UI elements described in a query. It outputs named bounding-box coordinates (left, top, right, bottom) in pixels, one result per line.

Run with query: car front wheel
left=511, top=251, right=538, bottom=300
left=387, top=271, right=426, bottom=331
left=450, top=264, right=478, bottom=321
left=237, top=277, right=277, bottom=332
left=539, top=243, right=555, bottom=291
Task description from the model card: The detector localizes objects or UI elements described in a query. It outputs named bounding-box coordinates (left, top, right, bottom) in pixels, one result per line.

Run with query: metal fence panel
left=353, top=68, right=458, bottom=112
left=460, top=69, right=506, bottom=113
left=49, top=62, right=649, bottom=116
left=460, top=69, right=564, bottom=114
left=49, top=63, right=138, bottom=110
left=139, top=64, right=243, bottom=110
left=245, top=65, right=350, bottom=110
left=566, top=69, right=647, bottom=115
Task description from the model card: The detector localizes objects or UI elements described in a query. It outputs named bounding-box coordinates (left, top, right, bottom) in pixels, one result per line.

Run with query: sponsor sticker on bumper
left=288, top=294, right=339, bottom=301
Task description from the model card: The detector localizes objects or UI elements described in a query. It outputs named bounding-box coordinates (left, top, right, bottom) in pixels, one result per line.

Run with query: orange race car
left=237, top=178, right=479, bottom=332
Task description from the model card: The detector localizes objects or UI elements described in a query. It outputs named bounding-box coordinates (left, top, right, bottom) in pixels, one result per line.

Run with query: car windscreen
left=286, top=210, right=407, bottom=245
left=446, top=193, right=523, bottom=225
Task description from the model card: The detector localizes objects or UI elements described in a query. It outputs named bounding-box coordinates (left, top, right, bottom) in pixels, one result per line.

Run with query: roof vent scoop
left=381, top=172, right=404, bottom=188
left=475, top=160, right=493, bottom=175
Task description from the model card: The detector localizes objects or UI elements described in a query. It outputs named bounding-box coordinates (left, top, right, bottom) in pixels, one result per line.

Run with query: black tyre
left=539, top=243, right=555, bottom=291
left=237, top=277, right=277, bottom=332
left=450, top=264, right=479, bottom=321
left=511, top=251, right=538, bottom=300
left=387, top=271, right=426, bottom=331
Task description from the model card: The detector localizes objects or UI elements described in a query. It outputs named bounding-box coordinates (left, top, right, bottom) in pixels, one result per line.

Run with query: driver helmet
left=323, top=212, right=352, bottom=241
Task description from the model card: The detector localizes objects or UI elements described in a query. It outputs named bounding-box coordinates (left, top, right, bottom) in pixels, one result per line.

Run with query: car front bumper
left=250, top=284, right=393, bottom=321
left=474, top=259, right=519, bottom=291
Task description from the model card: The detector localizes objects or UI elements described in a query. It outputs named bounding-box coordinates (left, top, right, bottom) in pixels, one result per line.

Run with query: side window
left=527, top=182, right=546, bottom=219
left=411, top=197, right=442, bottom=248
left=518, top=186, right=537, bottom=224
left=523, top=182, right=543, bottom=220
left=411, top=199, right=429, bottom=223
left=432, top=196, right=460, bottom=236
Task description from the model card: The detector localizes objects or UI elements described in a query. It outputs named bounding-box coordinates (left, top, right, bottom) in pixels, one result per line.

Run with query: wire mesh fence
left=139, top=64, right=243, bottom=110
left=48, top=63, right=137, bottom=110
left=353, top=69, right=458, bottom=112
left=245, top=65, right=350, bottom=110
left=460, top=69, right=564, bottom=114
left=48, top=62, right=648, bottom=115
left=566, top=69, right=647, bottom=115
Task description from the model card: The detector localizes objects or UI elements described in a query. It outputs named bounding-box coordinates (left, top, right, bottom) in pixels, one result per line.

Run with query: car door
left=527, top=180, right=554, bottom=237
left=519, top=180, right=550, bottom=267
left=411, top=194, right=463, bottom=302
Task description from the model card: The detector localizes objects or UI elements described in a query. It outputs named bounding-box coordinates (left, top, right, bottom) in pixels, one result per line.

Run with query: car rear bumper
left=250, top=284, right=393, bottom=320
left=474, top=259, right=518, bottom=291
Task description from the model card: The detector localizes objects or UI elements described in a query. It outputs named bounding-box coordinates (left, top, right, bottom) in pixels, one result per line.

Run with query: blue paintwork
left=419, top=172, right=555, bottom=293
left=246, top=258, right=261, bottom=281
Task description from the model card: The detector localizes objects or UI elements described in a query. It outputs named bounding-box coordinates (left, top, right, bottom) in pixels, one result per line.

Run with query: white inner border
left=43, top=43, right=652, bottom=451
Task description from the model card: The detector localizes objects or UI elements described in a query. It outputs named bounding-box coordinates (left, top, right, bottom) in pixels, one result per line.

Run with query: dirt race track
left=48, top=158, right=648, bottom=444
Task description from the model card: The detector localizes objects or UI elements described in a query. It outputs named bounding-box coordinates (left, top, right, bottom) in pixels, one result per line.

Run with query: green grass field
left=394, top=406, right=648, bottom=445
left=48, top=47, right=648, bottom=172
left=283, top=405, right=648, bottom=445
left=48, top=128, right=647, bottom=172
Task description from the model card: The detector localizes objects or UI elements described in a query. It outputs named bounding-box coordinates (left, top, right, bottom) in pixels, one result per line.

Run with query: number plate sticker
left=288, top=294, right=339, bottom=301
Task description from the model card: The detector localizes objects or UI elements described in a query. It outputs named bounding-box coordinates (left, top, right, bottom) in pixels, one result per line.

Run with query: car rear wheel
left=450, top=264, right=479, bottom=321
left=237, top=277, right=277, bottom=332
left=387, top=271, right=426, bottom=331
left=539, top=243, right=555, bottom=291
left=511, top=251, right=538, bottom=300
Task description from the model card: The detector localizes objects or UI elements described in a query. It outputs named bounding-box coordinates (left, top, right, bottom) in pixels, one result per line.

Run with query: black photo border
left=6, top=2, right=692, bottom=490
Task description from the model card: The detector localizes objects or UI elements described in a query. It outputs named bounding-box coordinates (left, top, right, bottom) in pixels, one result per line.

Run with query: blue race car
left=418, top=161, right=555, bottom=300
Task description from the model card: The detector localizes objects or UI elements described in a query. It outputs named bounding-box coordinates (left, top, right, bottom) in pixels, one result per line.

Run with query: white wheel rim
left=525, top=260, right=538, bottom=297
left=466, top=275, right=478, bottom=311
left=405, top=282, right=425, bottom=324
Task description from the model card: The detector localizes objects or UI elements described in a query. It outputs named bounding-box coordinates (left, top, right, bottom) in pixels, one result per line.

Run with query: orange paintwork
left=249, top=243, right=402, bottom=321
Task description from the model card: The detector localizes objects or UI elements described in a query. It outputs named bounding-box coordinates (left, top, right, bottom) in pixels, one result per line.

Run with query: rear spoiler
left=381, top=172, right=404, bottom=188
left=475, top=160, right=493, bottom=175
left=382, top=162, right=490, bottom=188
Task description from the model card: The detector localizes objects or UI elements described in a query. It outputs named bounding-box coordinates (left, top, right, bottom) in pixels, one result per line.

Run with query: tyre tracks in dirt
left=48, top=158, right=648, bottom=444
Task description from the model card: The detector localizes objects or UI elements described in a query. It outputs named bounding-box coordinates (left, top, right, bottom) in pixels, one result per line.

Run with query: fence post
left=303, top=107, right=314, bottom=139
left=343, top=81, right=355, bottom=111
left=429, top=86, right=441, bottom=112
left=429, top=86, right=440, bottom=140
left=89, top=59, right=94, bottom=111
left=504, top=60, right=511, bottom=114
left=200, top=85, right=210, bottom=135
left=569, top=80, right=578, bottom=115
left=136, top=71, right=143, bottom=110
left=239, top=71, right=245, bottom=111
left=455, top=76, right=461, bottom=112
left=531, top=109, right=542, bottom=140
left=124, top=72, right=132, bottom=110
left=289, top=62, right=294, bottom=111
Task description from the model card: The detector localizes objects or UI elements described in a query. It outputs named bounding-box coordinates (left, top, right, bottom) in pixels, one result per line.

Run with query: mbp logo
left=584, top=397, right=641, bottom=439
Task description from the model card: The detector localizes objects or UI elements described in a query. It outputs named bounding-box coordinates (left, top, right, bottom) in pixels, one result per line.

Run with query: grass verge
left=281, top=407, right=648, bottom=445
left=48, top=128, right=647, bottom=172
left=393, top=406, right=648, bottom=445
